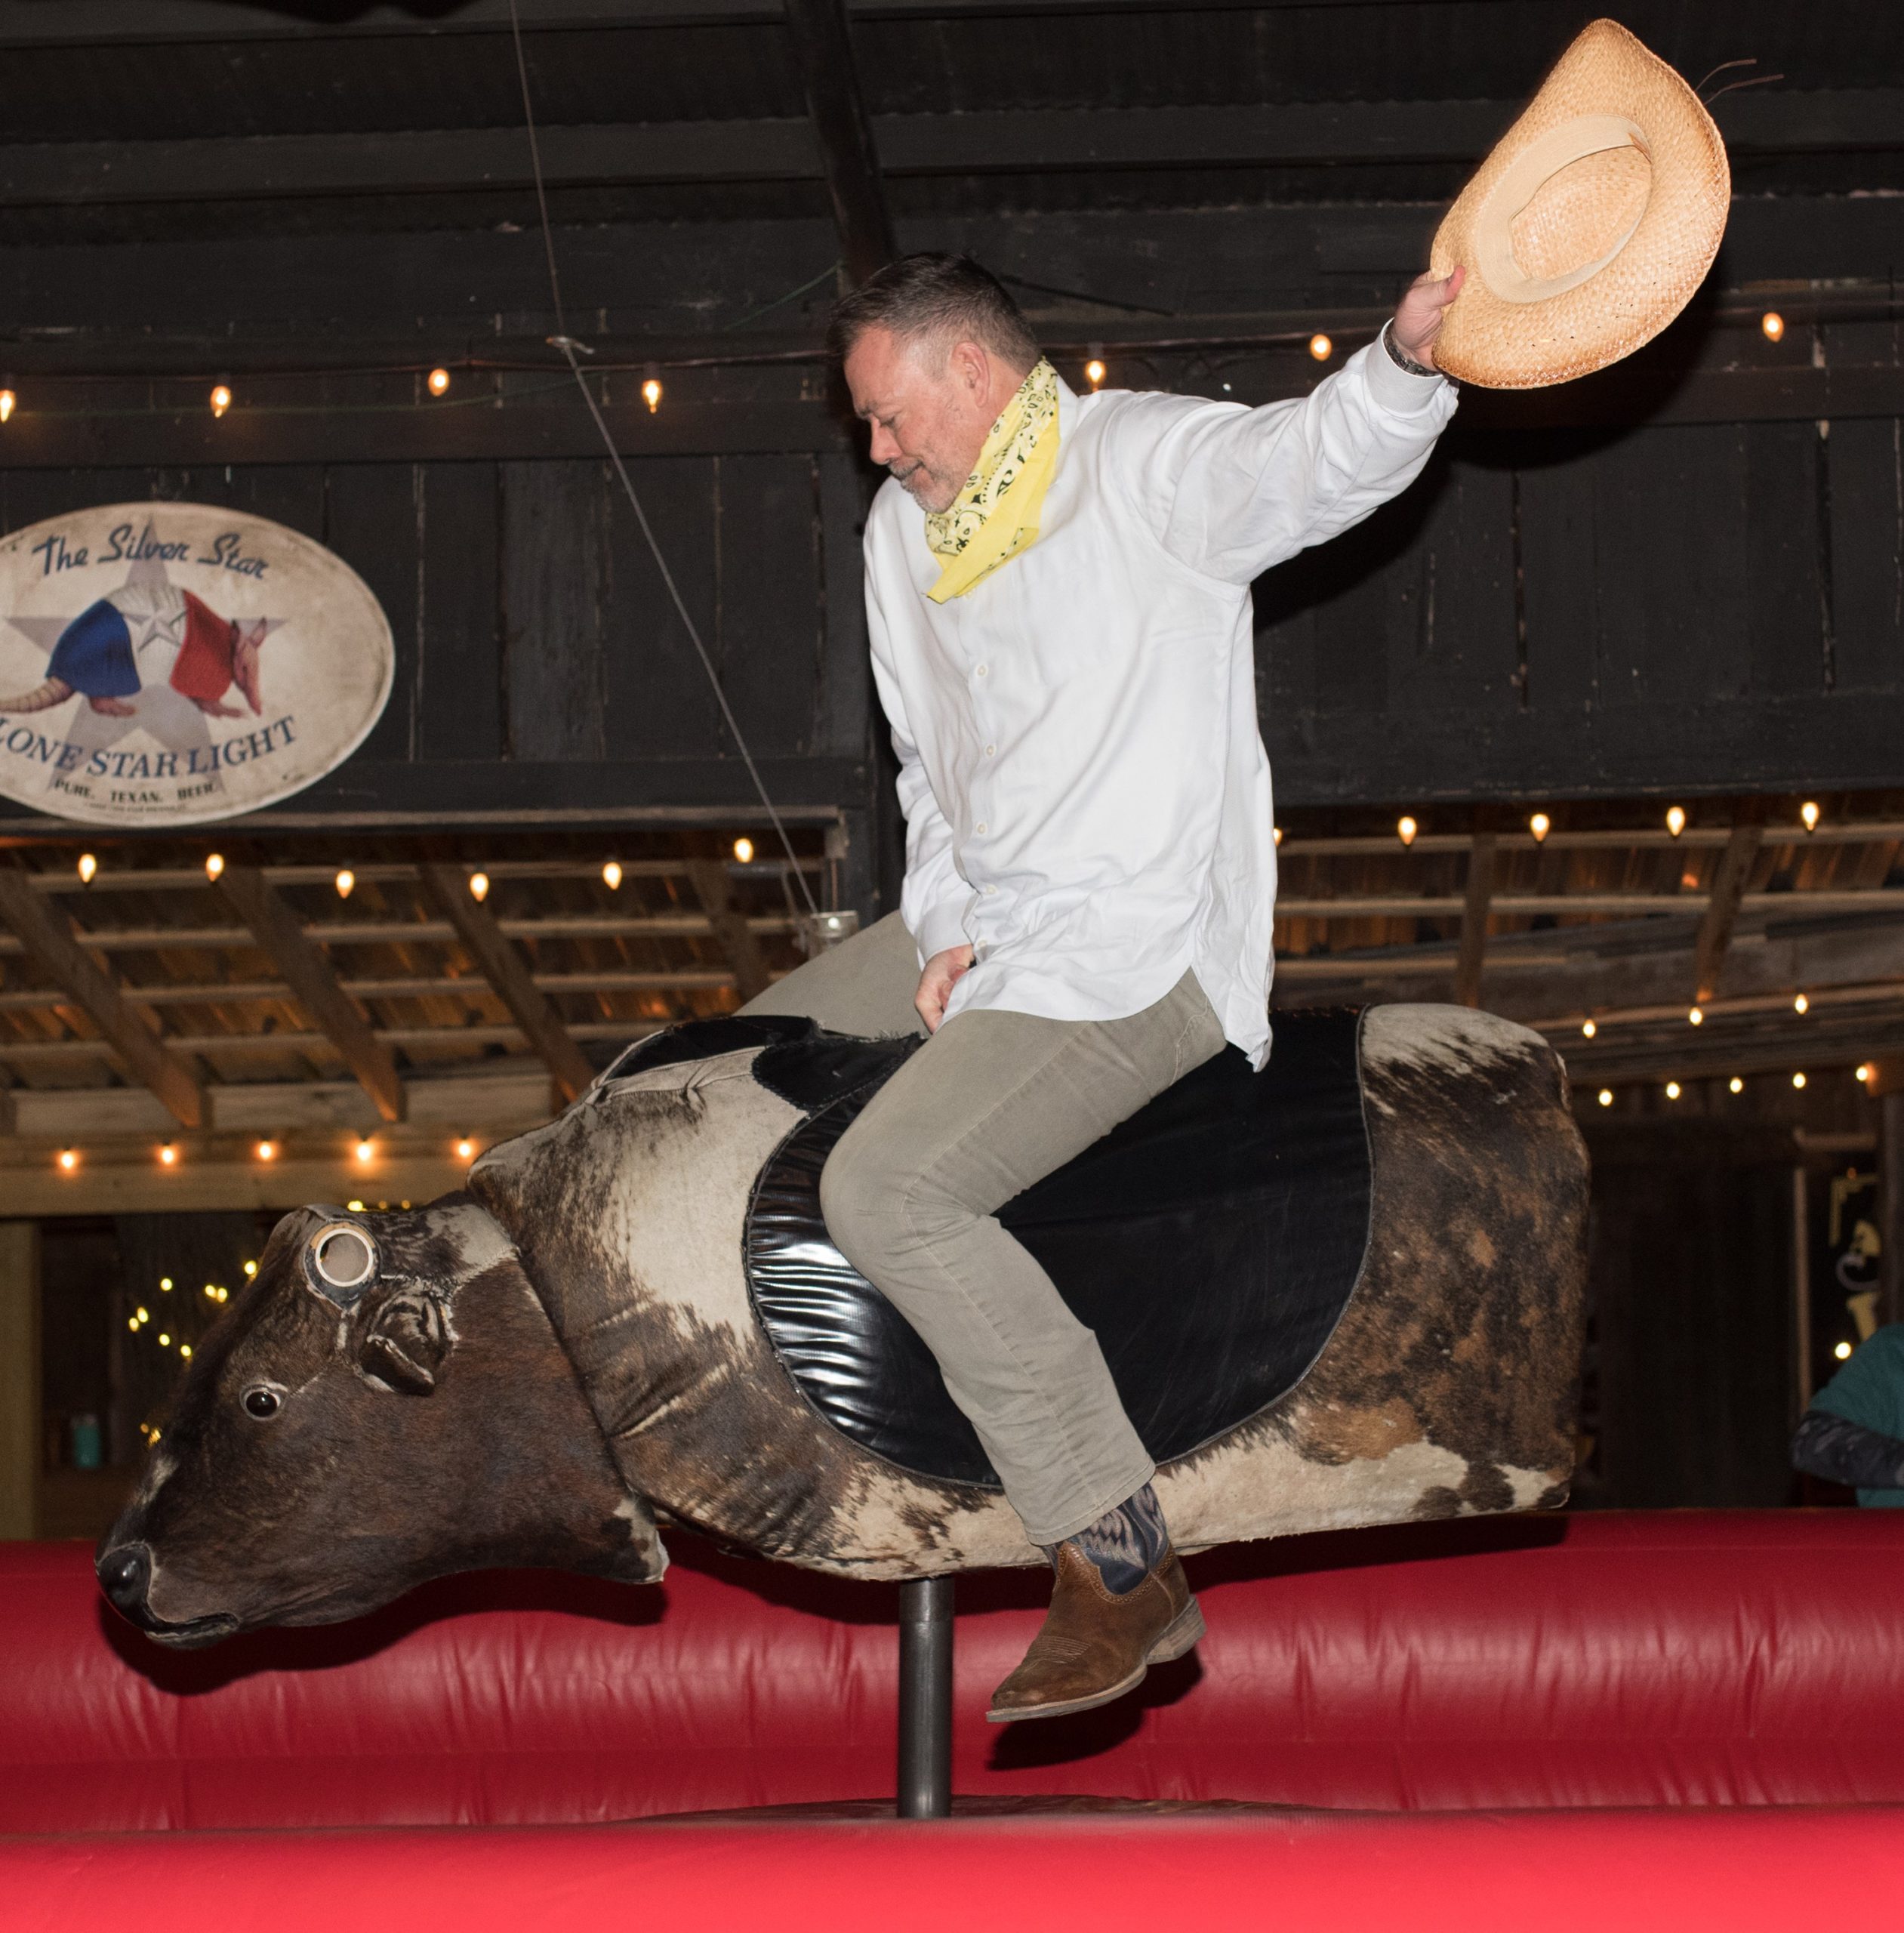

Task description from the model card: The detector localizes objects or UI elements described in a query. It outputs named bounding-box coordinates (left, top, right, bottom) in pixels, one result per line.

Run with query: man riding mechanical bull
left=735, top=250, right=1463, bottom=1724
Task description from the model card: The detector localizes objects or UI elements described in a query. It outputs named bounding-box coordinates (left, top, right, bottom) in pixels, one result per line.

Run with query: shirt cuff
left=1360, top=329, right=1451, bottom=417
left=911, top=896, right=972, bottom=964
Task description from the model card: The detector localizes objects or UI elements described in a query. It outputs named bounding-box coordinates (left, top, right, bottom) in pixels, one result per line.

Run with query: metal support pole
left=896, top=1575, right=954, bottom=1819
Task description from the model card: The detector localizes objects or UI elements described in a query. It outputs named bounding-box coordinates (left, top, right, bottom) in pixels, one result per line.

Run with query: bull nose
left=97, top=1543, right=153, bottom=1618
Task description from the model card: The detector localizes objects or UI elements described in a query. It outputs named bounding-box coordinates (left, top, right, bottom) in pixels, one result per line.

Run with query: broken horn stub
left=303, top=1216, right=379, bottom=1309
left=1429, top=18, right=1730, bottom=389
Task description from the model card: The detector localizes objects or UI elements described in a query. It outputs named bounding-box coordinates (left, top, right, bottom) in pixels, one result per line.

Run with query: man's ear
left=359, top=1287, right=452, bottom=1395
left=949, top=338, right=988, bottom=397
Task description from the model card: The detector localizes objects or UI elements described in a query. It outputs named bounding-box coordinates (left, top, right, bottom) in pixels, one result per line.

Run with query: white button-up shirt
left=864, top=341, right=1456, bottom=1068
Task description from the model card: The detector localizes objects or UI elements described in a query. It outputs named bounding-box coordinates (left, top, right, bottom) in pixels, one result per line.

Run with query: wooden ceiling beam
left=0, top=867, right=203, bottom=1129
left=217, top=863, right=405, bottom=1124
left=781, top=0, right=895, bottom=286
left=1693, top=825, right=1765, bottom=1004
left=1451, top=834, right=1496, bottom=1010
left=687, top=858, right=775, bottom=1002
left=416, top=865, right=596, bottom=1104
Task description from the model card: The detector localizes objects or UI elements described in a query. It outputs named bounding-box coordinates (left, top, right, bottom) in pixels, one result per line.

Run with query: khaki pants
left=743, top=914, right=1226, bottom=1544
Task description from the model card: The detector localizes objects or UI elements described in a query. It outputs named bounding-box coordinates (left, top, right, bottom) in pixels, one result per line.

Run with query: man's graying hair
left=827, top=253, right=1040, bottom=372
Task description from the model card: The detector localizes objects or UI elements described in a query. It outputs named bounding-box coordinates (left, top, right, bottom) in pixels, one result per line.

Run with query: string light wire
left=507, top=0, right=818, bottom=917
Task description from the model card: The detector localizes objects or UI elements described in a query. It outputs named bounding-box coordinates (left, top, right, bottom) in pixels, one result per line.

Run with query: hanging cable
left=506, top=0, right=819, bottom=917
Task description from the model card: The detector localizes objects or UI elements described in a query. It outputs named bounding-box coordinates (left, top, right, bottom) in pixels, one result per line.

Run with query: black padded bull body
left=97, top=1001, right=1588, bottom=1645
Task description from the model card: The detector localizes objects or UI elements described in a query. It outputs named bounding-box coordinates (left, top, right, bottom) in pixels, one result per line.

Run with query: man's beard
left=892, top=459, right=960, bottom=514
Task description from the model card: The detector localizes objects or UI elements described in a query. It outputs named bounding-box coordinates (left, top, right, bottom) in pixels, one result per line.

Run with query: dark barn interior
left=1, top=0, right=1902, bottom=1546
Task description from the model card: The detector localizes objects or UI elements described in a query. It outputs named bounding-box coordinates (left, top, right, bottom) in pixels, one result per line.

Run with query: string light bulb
left=1801, top=800, right=1820, bottom=832
left=1084, top=357, right=1106, bottom=389
left=204, top=852, right=225, bottom=881
left=1397, top=815, right=1418, bottom=847
left=159, top=1142, right=177, bottom=1167
left=255, top=1139, right=276, bottom=1162
left=732, top=837, right=755, bottom=863
left=355, top=1138, right=374, bottom=1165
left=1581, top=1019, right=1597, bottom=1039
left=135, top=1306, right=149, bottom=1324
left=1665, top=1081, right=1681, bottom=1100
left=209, top=384, right=232, bottom=419
left=243, top=1259, right=257, bottom=1277
left=1835, top=1340, right=1853, bottom=1361
left=180, top=1345, right=193, bottom=1361
left=160, top=1278, right=171, bottom=1291
left=158, top=1333, right=171, bottom=1348
left=1730, top=1076, right=1744, bottom=1094
left=1761, top=311, right=1785, bottom=342
left=1273, top=826, right=1283, bottom=846
left=1857, top=1063, right=1875, bottom=1085
left=1688, top=1006, right=1703, bottom=1026
left=1597, top=1088, right=1613, bottom=1108
left=427, top=366, right=451, bottom=396
left=128, top=1316, right=140, bottom=1333
left=467, top=871, right=490, bottom=902
left=334, top=868, right=355, bottom=899
left=0, top=389, right=15, bottom=424
left=456, top=1136, right=476, bottom=1162
left=1794, top=992, right=1810, bottom=1015
left=1308, top=333, right=1332, bottom=362
left=1792, top=1071, right=1807, bottom=1090
left=642, top=367, right=663, bottom=413
left=601, top=860, right=622, bottom=890
left=204, top=1282, right=218, bottom=1299
left=76, top=852, right=97, bottom=884
left=57, top=1147, right=77, bottom=1171
left=1529, top=812, right=1551, bottom=843
left=1665, top=805, right=1686, bottom=837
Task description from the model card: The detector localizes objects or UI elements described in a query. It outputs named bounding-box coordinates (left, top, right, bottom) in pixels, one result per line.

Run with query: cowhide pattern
left=470, top=1001, right=1586, bottom=1580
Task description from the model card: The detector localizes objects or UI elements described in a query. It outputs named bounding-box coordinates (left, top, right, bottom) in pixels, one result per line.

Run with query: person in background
left=1791, top=1322, right=1904, bottom=1506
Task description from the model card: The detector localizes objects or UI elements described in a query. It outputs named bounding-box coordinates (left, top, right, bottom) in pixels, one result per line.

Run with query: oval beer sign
left=0, top=502, right=392, bottom=827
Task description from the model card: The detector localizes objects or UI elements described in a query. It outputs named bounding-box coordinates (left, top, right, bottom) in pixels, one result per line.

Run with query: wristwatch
left=1382, top=320, right=1440, bottom=380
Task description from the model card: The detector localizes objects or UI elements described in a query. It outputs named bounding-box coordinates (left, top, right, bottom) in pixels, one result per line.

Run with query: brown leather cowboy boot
left=986, top=1540, right=1206, bottom=1723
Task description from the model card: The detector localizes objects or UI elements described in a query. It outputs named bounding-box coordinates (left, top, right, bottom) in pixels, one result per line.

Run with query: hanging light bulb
left=1597, top=1088, right=1613, bottom=1108
left=334, top=868, right=355, bottom=899
left=1794, top=992, right=1810, bottom=1015
left=160, top=1277, right=172, bottom=1291
left=159, top=1142, right=177, bottom=1167
left=180, top=1344, right=193, bottom=1361
left=243, top=1259, right=257, bottom=1277
left=456, top=1136, right=476, bottom=1162
left=210, top=384, right=233, bottom=418
left=255, top=1139, right=276, bottom=1162
left=128, top=1316, right=140, bottom=1333
left=57, top=1147, right=77, bottom=1171
left=427, top=366, right=451, bottom=396
left=1688, top=1006, right=1703, bottom=1026
left=355, top=1138, right=374, bottom=1165
left=1665, top=1081, right=1681, bottom=1100
left=1665, top=805, right=1686, bottom=837
left=203, top=1281, right=218, bottom=1299
left=1308, top=333, right=1333, bottom=362
left=0, top=389, right=16, bottom=424
left=1835, top=1340, right=1854, bottom=1361
left=76, top=852, right=97, bottom=884
left=1801, top=800, right=1820, bottom=833
left=1792, top=1071, right=1807, bottom=1090
left=732, top=836, right=756, bottom=864
left=158, top=1332, right=171, bottom=1348
left=467, top=870, right=490, bottom=902
left=1857, top=1063, right=1875, bottom=1085
left=642, top=365, right=663, bottom=414
left=135, top=1306, right=149, bottom=1324
left=1529, top=812, right=1551, bottom=843
left=1084, top=356, right=1106, bottom=389
left=1581, top=1019, right=1597, bottom=1039
left=1730, top=1076, right=1744, bottom=1094
left=204, top=852, right=225, bottom=881
left=1273, top=826, right=1283, bottom=846
left=601, top=860, right=623, bottom=890
left=1761, top=311, right=1785, bottom=343
left=1396, top=815, right=1418, bottom=847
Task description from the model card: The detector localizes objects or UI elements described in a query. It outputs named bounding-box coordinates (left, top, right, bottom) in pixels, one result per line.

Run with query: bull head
left=96, top=1195, right=665, bottom=1647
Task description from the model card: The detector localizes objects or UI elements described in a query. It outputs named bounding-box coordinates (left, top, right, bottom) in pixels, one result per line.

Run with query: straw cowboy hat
left=1429, top=19, right=1730, bottom=389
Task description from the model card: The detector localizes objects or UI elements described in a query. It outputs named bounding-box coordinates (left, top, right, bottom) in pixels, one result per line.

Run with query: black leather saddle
left=603, top=1008, right=1373, bottom=1489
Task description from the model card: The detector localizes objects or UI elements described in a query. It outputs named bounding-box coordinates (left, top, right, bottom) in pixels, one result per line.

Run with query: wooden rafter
left=687, top=859, right=774, bottom=1003
left=0, top=867, right=203, bottom=1129
left=1452, top=834, right=1496, bottom=1010
left=417, top=864, right=596, bottom=1104
left=217, top=863, right=405, bottom=1124
left=1693, top=825, right=1766, bottom=1003
left=781, top=0, right=895, bottom=286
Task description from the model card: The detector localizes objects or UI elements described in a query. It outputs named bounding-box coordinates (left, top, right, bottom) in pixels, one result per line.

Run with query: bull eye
left=310, top=1223, right=376, bottom=1293
left=242, top=1385, right=284, bottom=1420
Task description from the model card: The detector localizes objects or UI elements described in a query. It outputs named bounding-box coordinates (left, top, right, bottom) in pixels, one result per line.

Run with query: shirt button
left=983, top=885, right=998, bottom=896
left=975, top=822, right=987, bottom=834
left=984, top=745, right=996, bottom=757
left=975, top=664, right=988, bottom=678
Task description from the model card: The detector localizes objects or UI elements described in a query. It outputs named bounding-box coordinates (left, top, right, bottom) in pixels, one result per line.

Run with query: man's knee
left=821, top=1128, right=960, bottom=1276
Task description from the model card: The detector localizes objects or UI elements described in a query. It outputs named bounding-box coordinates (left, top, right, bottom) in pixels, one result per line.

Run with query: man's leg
left=819, top=969, right=1227, bottom=1719
left=738, top=910, right=926, bottom=1039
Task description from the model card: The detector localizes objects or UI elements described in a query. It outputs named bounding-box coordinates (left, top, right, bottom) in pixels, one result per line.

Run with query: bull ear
left=359, top=1288, right=451, bottom=1395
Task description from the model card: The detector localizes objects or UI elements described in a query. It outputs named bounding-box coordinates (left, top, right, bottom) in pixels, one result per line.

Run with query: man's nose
left=868, top=424, right=900, bottom=466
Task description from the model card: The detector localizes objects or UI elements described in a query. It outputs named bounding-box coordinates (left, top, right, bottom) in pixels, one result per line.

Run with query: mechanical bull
left=97, top=997, right=1588, bottom=1648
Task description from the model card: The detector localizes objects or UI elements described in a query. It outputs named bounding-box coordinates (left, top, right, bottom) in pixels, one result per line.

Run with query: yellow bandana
left=923, top=358, right=1060, bottom=603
